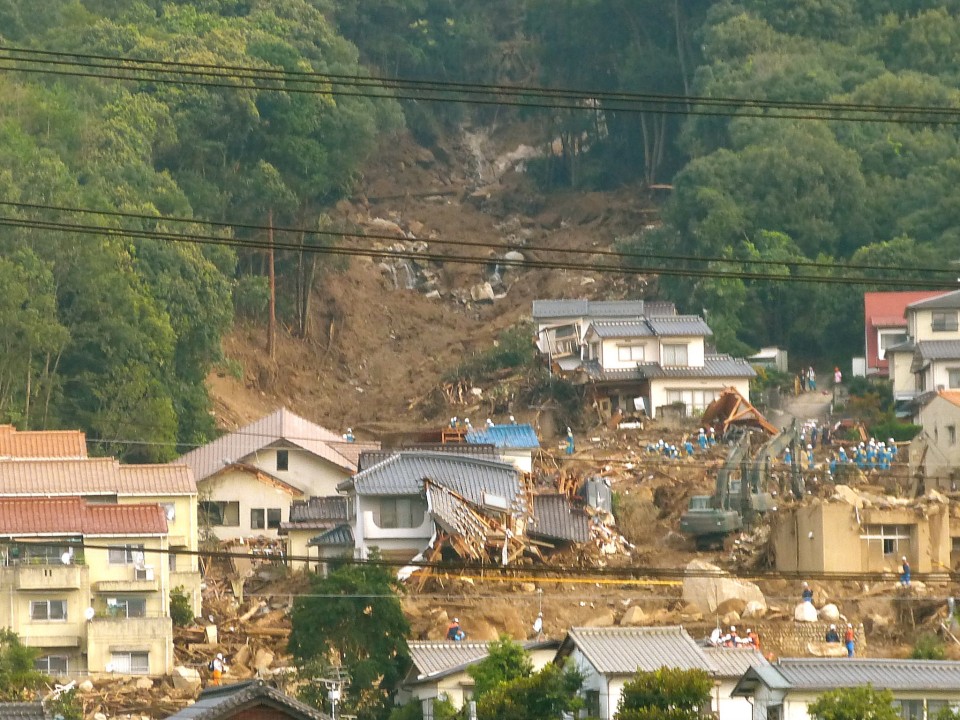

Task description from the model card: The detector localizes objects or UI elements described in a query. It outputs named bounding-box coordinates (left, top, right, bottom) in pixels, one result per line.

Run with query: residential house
left=0, top=425, right=88, bottom=459
left=863, top=291, right=942, bottom=378
left=886, top=290, right=960, bottom=408
left=176, top=408, right=378, bottom=541
left=280, top=496, right=349, bottom=571
left=532, top=299, right=676, bottom=368
left=770, top=488, right=951, bottom=575
left=909, top=390, right=960, bottom=494
left=555, top=626, right=766, bottom=720
left=0, top=457, right=201, bottom=615
left=337, top=451, right=527, bottom=562
left=534, top=299, right=755, bottom=418
left=397, top=640, right=560, bottom=717
left=0, top=496, right=173, bottom=676
left=747, top=347, right=788, bottom=374
left=164, top=679, right=329, bottom=720
left=732, top=658, right=960, bottom=720
left=464, top=423, right=540, bottom=472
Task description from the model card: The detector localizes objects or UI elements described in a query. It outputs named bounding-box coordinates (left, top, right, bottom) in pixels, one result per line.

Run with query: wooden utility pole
left=267, top=207, right=276, bottom=359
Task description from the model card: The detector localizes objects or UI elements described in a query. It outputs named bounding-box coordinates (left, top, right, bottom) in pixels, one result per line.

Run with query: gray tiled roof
left=533, top=299, right=647, bottom=320
left=561, top=626, right=716, bottom=675
left=588, top=321, right=654, bottom=339
left=703, top=646, right=769, bottom=678
left=308, top=524, right=354, bottom=547
left=908, top=290, right=960, bottom=310
left=358, top=444, right=498, bottom=471
left=424, top=483, right=491, bottom=554
left=0, top=702, right=47, bottom=720
left=289, top=496, right=348, bottom=523
left=406, top=640, right=561, bottom=683
left=530, top=494, right=591, bottom=543
left=585, top=355, right=756, bottom=381
left=885, top=338, right=916, bottom=354
left=176, top=407, right=359, bottom=479
left=340, top=451, right=524, bottom=511
left=775, top=658, right=960, bottom=691
left=646, top=315, right=713, bottom=337
left=164, top=680, right=328, bottom=720
left=915, top=340, right=960, bottom=361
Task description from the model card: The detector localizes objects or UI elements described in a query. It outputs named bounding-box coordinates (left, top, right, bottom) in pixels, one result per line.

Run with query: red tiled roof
left=0, top=458, right=196, bottom=496
left=0, top=497, right=167, bottom=535
left=864, top=291, right=943, bottom=374
left=0, top=425, right=87, bottom=458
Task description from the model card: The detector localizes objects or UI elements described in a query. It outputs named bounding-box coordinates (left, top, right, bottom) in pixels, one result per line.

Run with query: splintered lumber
left=243, top=627, right=290, bottom=638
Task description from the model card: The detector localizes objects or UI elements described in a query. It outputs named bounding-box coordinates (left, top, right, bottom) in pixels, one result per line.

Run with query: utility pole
left=317, top=667, right=350, bottom=720
left=267, top=207, right=276, bottom=359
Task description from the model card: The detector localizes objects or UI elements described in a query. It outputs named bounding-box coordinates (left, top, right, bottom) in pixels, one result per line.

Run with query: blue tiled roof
left=465, top=424, right=540, bottom=449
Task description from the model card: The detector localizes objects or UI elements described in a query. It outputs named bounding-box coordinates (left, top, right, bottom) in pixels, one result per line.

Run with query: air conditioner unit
left=134, top=566, right=154, bottom=581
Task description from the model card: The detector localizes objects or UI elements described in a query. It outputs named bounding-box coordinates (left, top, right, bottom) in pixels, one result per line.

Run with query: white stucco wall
left=911, top=309, right=960, bottom=342
left=889, top=349, right=917, bottom=396
left=598, top=338, right=654, bottom=369
left=353, top=495, right=432, bottom=560
left=240, top=446, right=351, bottom=496
left=650, top=378, right=750, bottom=417
left=199, top=468, right=301, bottom=540
left=714, top=678, right=754, bottom=720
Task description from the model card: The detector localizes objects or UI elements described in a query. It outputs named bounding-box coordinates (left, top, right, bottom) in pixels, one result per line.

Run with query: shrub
left=170, top=586, right=195, bottom=627
left=911, top=633, right=945, bottom=660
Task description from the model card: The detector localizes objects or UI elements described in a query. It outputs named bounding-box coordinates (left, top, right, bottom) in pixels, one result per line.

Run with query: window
left=617, top=344, right=645, bottom=362
left=276, top=450, right=289, bottom=472
left=200, top=501, right=240, bottom=527
left=589, top=342, right=599, bottom=360
left=110, top=651, right=149, bottom=675
left=949, top=369, right=960, bottom=389
left=895, top=700, right=923, bottom=720
left=878, top=331, right=908, bottom=359
left=169, top=551, right=177, bottom=572
left=584, top=691, right=601, bottom=719
left=107, top=597, right=147, bottom=618
left=766, top=705, right=783, bottom=720
left=375, top=498, right=425, bottom=529
left=862, top=524, right=911, bottom=556
left=267, top=508, right=282, bottom=529
left=662, top=343, right=689, bottom=366
left=34, top=655, right=68, bottom=674
left=932, top=310, right=959, bottom=332
left=251, top=508, right=282, bottom=530
left=950, top=425, right=957, bottom=447
left=30, top=600, right=67, bottom=621
left=664, top=389, right=720, bottom=414
left=108, top=544, right=145, bottom=565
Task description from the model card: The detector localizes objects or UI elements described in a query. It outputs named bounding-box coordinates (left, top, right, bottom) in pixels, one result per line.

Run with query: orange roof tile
left=0, top=425, right=87, bottom=458
left=937, top=390, right=960, bottom=409
left=0, top=458, right=196, bottom=496
left=0, top=497, right=167, bottom=535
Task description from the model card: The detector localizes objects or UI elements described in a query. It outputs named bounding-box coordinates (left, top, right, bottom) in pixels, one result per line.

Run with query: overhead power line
left=2, top=212, right=956, bottom=289
left=2, top=200, right=954, bottom=278
left=2, top=46, right=960, bottom=124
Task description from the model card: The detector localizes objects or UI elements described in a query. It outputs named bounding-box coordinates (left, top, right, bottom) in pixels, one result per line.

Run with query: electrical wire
left=2, top=51, right=960, bottom=125
left=1, top=214, right=955, bottom=289
left=1, top=199, right=954, bottom=279
left=4, top=45, right=960, bottom=121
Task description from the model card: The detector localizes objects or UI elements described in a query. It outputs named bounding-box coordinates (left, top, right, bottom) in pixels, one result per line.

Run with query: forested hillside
left=2, top=0, right=959, bottom=455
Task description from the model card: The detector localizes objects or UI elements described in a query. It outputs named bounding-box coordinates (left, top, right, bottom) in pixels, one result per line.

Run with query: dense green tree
left=808, top=685, right=900, bottom=720
left=615, top=667, right=712, bottom=720
left=289, top=556, right=411, bottom=720
left=467, top=635, right=533, bottom=699
left=0, top=629, right=45, bottom=699
left=476, top=663, right=582, bottom=720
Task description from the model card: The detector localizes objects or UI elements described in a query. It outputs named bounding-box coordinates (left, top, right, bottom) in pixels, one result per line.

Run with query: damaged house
left=771, top=486, right=952, bottom=575
left=336, top=450, right=591, bottom=566
left=533, top=299, right=755, bottom=419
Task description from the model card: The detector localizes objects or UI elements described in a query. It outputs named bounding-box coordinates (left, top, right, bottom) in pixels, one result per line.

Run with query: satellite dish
left=85, top=607, right=95, bottom=621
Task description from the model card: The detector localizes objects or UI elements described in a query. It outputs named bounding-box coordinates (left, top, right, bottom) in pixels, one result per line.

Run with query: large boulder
left=585, top=609, right=616, bottom=627
left=819, top=603, right=841, bottom=622
left=620, top=606, right=646, bottom=626
left=682, top=560, right=767, bottom=614
left=171, top=666, right=202, bottom=694
left=742, top=601, right=767, bottom=620
left=807, top=641, right=848, bottom=658
left=794, top=602, right=818, bottom=622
